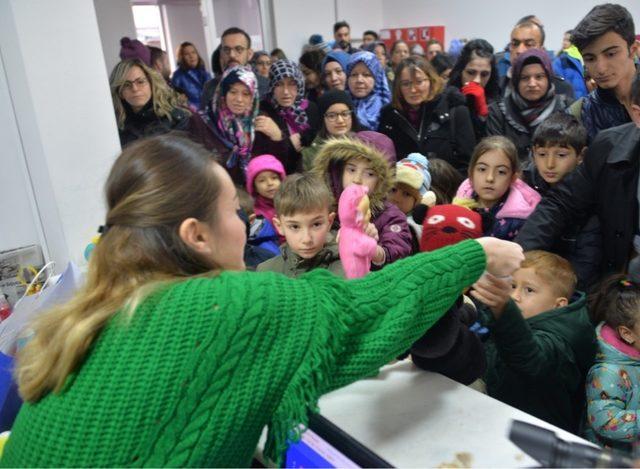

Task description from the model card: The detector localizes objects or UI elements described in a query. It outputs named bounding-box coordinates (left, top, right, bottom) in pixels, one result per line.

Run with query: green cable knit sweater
left=1, top=240, right=485, bottom=467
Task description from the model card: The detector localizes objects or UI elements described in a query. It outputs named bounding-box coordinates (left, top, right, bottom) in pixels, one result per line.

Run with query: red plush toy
left=420, top=204, right=483, bottom=252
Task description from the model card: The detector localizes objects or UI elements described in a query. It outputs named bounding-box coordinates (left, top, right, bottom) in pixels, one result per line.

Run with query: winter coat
left=411, top=296, right=487, bottom=385
left=378, top=87, right=476, bottom=174
left=252, top=99, right=320, bottom=175
left=482, top=294, right=596, bottom=433
left=569, top=86, right=631, bottom=144
left=585, top=323, right=640, bottom=451
left=487, top=94, right=572, bottom=163
left=516, top=123, right=640, bottom=278
left=301, top=135, right=325, bottom=172
left=553, top=53, right=588, bottom=99
left=248, top=216, right=280, bottom=256
left=118, top=101, right=191, bottom=147
left=313, top=138, right=413, bottom=267
left=171, top=67, right=212, bottom=109
left=256, top=242, right=344, bottom=278
left=522, top=163, right=602, bottom=291
left=455, top=178, right=540, bottom=241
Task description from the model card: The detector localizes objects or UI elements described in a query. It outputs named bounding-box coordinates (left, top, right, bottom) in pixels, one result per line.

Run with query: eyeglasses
left=325, top=110, right=352, bottom=121
left=222, top=45, right=248, bottom=56
left=121, top=77, right=148, bottom=91
left=399, top=78, right=429, bottom=89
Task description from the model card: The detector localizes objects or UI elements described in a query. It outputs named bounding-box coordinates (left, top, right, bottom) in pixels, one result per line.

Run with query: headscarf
left=268, top=59, right=310, bottom=134
left=508, top=49, right=557, bottom=128
left=346, top=51, right=391, bottom=130
left=322, top=50, right=350, bottom=76
left=208, top=65, right=259, bottom=173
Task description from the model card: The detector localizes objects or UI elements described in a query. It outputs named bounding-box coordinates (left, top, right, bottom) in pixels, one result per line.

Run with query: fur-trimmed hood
left=313, top=136, right=393, bottom=213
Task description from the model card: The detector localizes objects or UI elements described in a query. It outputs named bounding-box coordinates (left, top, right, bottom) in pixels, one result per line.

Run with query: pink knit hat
left=245, top=155, right=286, bottom=196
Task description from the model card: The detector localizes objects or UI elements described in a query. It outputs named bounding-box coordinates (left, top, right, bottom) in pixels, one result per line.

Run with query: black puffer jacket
left=487, top=93, right=572, bottom=164
left=569, top=86, right=631, bottom=144
left=118, top=101, right=191, bottom=147
left=516, top=123, right=640, bottom=279
left=378, top=87, right=476, bottom=174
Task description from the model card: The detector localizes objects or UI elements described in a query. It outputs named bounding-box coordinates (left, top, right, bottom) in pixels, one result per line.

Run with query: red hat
left=420, top=204, right=483, bottom=252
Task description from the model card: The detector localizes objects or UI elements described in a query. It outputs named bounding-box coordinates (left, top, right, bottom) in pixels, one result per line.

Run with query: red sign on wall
left=379, top=26, right=445, bottom=53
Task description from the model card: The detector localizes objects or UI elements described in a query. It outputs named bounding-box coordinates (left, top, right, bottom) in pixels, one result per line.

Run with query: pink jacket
left=456, top=178, right=541, bottom=219
left=338, top=185, right=378, bottom=279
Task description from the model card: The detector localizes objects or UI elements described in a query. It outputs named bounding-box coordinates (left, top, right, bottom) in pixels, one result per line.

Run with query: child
left=237, top=188, right=280, bottom=258
left=584, top=275, right=640, bottom=452
left=472, top=250, right=596, bottom=433
left=455, top=136, right=540, bottom=241
left=257, top=173, right=344, bottom=277
left=314, top=131, right=412, bottom=268
left=388, top=153, right=435, bottom=252
left=245, top=154, right=286, bottom=226
left=524, top=112, right=601, bottom=291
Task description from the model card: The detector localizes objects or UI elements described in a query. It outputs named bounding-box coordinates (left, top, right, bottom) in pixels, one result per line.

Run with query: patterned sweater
left=1, top=240, right=485, bottom=467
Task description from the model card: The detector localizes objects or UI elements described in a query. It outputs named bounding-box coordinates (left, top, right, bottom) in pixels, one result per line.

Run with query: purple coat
left=372, top=201, right=412, bottom=267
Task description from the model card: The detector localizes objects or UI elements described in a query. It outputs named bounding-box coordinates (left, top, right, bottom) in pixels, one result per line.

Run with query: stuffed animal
left=338, top=185, right=378, bottom=279
left=420, top=204, right=483, bottom=252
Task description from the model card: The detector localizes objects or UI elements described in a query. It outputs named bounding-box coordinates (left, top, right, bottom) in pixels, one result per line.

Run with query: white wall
left=381, top=0, right=640, bottom=54
left=336, top=0, right=383, bottom=48
left=162, top=0, right=210, bottom=72
left=93, top=0, right=137, bottom=75
left=0, top=0, right=121, bottom=271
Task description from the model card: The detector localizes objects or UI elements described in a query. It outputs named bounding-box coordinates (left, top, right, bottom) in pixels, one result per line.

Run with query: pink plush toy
left=338, top=184, right=378, bottom=279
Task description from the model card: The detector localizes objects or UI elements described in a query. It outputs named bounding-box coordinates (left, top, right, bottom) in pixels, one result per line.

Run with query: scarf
left=268, top=59, right=310, bottom=134
left=208, top=66, right=259, bottom=174
left=509, top=49, right=558, bottom=129
left=347, top=51, right=391, bottom=130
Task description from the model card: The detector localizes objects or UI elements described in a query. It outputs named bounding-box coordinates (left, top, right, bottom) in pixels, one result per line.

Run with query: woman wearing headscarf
left=202, top=65, right=260, bottom=185
left=378, top=56, right=476, bottom=173
left=322, top=50, right=350, bottom=92
left=253, top=59, right=319, bottom=174
left=171, top=42, right=211, bottom=109
left=487, top=49, right=573, bottom=163
left=346, top=51, right=391, bottom=131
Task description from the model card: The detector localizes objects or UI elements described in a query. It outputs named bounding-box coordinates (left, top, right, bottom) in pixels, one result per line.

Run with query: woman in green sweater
left=1, top=136, right=523, bottom=467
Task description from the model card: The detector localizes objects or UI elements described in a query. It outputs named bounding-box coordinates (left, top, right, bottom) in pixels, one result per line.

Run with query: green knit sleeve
left=261, top=239, right=485, bottom=463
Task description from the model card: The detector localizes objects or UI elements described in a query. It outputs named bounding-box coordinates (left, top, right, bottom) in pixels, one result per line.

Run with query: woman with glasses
left=321, top=50, right=349, bottom=92
left=301, top=89, right=360, bottom=170
left=378, top=56, right=476, bottom=173
left=171, top=42, right=212, bottom=109
left=253, top=60, right=319, bottom=174
left=252, top=51, right=271, bottom=79
left=346, top=51, right=391, bottom=131
left=109, top=58, right=216, bottom=149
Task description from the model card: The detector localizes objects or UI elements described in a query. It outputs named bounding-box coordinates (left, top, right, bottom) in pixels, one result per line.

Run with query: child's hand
left=470, top=273, right=512, bottom=318
left=364, top=223, right=379, bottom=241
left=255, top=116, right=283, bottom=141
left=289, top=133, right=302, bottom=151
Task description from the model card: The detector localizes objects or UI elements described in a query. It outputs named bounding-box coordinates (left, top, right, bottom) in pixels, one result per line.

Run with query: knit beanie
left=420, top=204, right=482, bottom=252
left=246, top=155, right=286, bottom=196
left=317, top=89, right=353, bottom=117
left=395, top=153, right=432, bottom=203
left=119, top=37, right=151, bottom=67
left=355, top=131, right=396, bottom=164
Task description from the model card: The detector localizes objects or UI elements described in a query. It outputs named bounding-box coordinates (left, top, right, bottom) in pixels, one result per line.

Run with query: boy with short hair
left=472, top=251, right=596, bottom=434
left=569, top=3, right=638, bottom=142
left=257, top=173, right=344, bottom=277
left=523, top=112, right=601, bottom=290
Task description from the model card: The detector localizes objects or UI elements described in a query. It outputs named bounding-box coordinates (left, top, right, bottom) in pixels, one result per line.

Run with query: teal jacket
left=584, top=323, right=640, bottom=451
left=483, top=293, right=596, bottom=433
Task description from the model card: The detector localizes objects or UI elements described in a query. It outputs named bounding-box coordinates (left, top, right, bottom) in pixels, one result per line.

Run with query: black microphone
left=508, top=420, right=634, bottom=468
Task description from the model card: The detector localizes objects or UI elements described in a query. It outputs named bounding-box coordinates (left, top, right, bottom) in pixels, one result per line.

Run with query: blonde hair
left=275, top=173, right=334, bottom=217
left=109, top=59, right=187, bottom=130
left=16, top=136, right=222, bottom=402
left=521, top=250, right=577, bottom=299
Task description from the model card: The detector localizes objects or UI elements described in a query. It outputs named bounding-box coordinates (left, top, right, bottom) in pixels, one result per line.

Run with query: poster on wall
left=379, top=26, right=445, bottom=52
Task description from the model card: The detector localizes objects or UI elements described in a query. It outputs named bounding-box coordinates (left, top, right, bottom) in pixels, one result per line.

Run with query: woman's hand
left=461, top=81, right=488, bottom=117
left=470, top=273, right=512, bottom=318
left=290, top=133, right=302, bottom=152
left=255, top=116, right=283, bottom=141
left=475, top=237, right=524, bottom=277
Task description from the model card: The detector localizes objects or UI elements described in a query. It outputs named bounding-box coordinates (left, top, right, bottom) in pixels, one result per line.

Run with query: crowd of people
left=2, top=3, right=640, bottom=466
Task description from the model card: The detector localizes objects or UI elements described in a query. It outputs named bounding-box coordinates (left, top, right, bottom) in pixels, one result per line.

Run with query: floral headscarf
left=268, top=59, right=310, bottom=134
left=207, top=66, right=260, bottom=173
left=346, top=51, right=391, bottom=131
